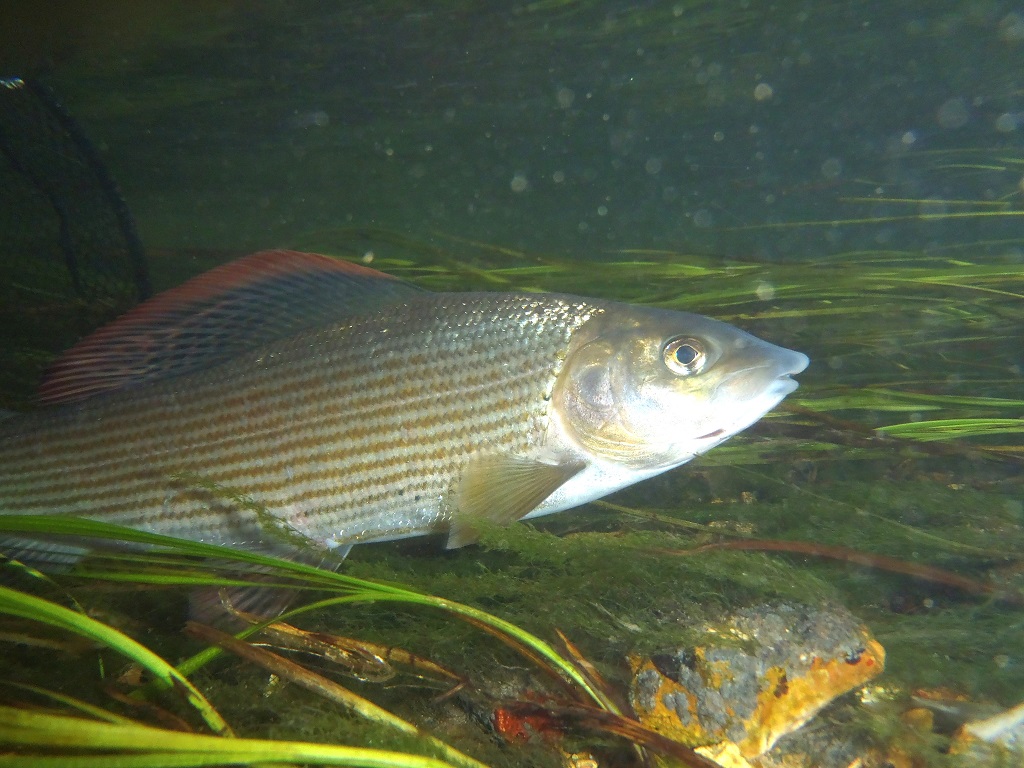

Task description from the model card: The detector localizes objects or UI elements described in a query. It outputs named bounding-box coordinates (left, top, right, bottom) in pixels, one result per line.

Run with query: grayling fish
left=0, top=250, right=808, bottom=563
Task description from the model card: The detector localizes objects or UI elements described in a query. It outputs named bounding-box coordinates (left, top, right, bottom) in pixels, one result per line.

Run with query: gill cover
left=553, top=309, right=710, bottom=467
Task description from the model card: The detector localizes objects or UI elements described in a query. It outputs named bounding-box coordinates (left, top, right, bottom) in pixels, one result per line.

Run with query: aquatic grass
left=878, top=418, right=1024, bottom=441
left=0, top=521, right=541, bottom=766
left=793, top=388, right=1024, bottom=413
left=185, top=622, right=488, bottom=768
left=0, top=517, right=739, bottom=764
left=0, top=584, right=231, bottom=737
left=0, top=705, right=466, bottom=768
left=0, top=556, right=495, bottom=768
left=0, top=515, right=609, bottom=712
left=839, top=197, right=1014, bottom=209
left=319, top=225, right=1024, bottom=312
left=722, top=209, right=1024, bottom=231
left=7, top=682, right=140, bottom=725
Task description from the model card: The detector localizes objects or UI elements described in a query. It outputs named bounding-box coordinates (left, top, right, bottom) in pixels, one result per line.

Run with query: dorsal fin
left=39, top=250, right=424, bottom=405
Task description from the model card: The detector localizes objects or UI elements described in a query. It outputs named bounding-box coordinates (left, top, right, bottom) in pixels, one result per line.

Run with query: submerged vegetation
left=3, top=1, right=1024, bottom=765
left=2, top=217, right=1023, bottom=766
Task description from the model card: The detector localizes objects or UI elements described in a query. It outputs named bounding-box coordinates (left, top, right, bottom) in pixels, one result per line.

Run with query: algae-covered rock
left=630, top=602, right=884, bottom=759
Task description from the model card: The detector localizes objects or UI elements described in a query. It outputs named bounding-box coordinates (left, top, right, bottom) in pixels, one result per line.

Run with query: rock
left=629, top=602, right=884, bottom=760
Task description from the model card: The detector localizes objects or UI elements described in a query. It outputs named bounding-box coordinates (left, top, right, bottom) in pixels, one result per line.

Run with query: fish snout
left=771, top=348, right=810, bottom=396
left=779, top=348, right=810, bottom=377
left=716, top=345, right=808, bottom=402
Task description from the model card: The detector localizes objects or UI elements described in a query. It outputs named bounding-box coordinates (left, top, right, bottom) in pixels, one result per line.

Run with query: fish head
left=553, top=305, right=808, bottom=470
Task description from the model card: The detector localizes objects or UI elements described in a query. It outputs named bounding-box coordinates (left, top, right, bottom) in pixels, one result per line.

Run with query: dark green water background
left=6, top=2, right=1024, bottom=264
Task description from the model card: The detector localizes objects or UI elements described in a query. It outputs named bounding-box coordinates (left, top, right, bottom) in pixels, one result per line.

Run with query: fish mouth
left=715, top=352, right=808, bottom=402
left=771, top=350, right=809, bottom=397
left=696, top=350, right=808, bottom=443
left=772, top=374, right=800, bottom=397
left=778, top=349, right=810, bottom=377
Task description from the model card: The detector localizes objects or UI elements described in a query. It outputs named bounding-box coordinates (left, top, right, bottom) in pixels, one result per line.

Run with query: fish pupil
left=674, top=345, right=698, bottom=365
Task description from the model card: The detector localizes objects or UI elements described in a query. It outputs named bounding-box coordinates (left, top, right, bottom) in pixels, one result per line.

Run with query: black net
left=0, top=77, right=150, bottom=407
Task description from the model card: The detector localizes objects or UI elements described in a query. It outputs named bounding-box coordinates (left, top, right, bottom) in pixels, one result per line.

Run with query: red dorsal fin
left=39, top=249, right=424, bottom=405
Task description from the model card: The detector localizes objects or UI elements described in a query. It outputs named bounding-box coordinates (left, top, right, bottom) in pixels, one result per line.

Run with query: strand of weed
left=5, top=682, right=137, bottom=725
left=723, top=209, right=1024, bottom=230
left=0, top=706, right=463, bottom=768
left=0, top=585, right=230, bottom=736
left=731, top=465, right=1021, bottom=559
left=186, top=622, right=488, bottom=768
left=878, top=418, right=1024, bottom=441
left=0, top=516, right=609, bottom=712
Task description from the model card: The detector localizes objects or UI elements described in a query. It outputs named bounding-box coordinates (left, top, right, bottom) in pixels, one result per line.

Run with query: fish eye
left=662, top=336, right=707, bottom=376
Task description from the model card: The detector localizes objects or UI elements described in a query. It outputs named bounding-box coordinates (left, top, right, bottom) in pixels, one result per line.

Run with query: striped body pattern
left=0, top=293, right=599, bottom=555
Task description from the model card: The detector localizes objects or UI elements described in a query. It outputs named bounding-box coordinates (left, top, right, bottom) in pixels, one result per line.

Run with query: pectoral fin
left=446, top=454, right=585, bottom=549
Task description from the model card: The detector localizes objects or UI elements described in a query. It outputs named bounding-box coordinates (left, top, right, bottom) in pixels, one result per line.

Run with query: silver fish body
left=0, top=252, right=808, bottom=561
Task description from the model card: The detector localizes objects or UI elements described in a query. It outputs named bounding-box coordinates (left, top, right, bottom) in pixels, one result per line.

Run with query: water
left=1, top=2, right=1023, bottom=766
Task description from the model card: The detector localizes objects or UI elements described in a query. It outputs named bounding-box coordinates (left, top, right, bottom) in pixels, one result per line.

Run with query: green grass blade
left=878, top=418, right=1024, bottom=441
left=0, top=706, right=462, bottom=768
left=0, top=585, right=230, bottom=736
left=3, top=682, right=136, bottom=725
left=0, top=515, right=609, bottom=709
left=185, top=622, right=490, bottom=768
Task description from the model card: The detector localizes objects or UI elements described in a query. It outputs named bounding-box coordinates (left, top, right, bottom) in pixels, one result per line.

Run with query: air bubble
left=820, top=158, right=842, bottom=179
left=995, top=113, right=1019, bottom=132
left=937, top=97, right=969, bottom=129
left=692, top=209, right=713, bottom=228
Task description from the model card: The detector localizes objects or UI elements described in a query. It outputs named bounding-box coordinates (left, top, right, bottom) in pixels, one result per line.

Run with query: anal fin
left=1, top=535, right=92, bottom=570
left=187, top=545, right=349, bottom=627
left=189, top=584, right=296, bottom=627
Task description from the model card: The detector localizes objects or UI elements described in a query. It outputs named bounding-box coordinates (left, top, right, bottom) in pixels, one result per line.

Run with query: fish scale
left=0, top=292, right=599, bottom=554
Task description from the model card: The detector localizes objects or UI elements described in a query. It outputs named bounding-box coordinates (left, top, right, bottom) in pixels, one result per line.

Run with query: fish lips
left=722, top=347, right=808, bottom=399
left=696, top=348, right=809, bottom=442
left=766, top=348, right=810, bottom=397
